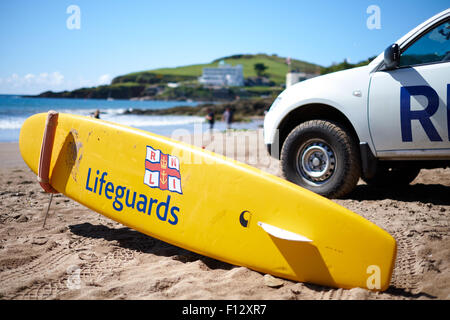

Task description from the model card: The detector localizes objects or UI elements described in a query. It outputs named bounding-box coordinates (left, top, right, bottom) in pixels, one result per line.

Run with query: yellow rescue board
left=19, top=113, right=396, bottom=290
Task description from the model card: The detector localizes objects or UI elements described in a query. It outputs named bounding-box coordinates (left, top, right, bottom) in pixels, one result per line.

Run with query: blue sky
left=0, top=0, right=448, bottom=94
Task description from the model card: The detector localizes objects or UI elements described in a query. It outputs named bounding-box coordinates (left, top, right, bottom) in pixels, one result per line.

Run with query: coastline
left=0, top=133, right=448, bottom=299
left=0, top=95, right=269, bottom=143
left=114, top=97, right=273, bottom=122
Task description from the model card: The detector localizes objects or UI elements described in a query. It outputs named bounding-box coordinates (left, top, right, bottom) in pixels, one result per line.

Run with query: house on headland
left=198, top=60, right=244, bottom=87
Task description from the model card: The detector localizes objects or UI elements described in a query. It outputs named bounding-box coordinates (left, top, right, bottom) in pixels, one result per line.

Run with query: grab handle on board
left=37, top=111, right=59, bottom=194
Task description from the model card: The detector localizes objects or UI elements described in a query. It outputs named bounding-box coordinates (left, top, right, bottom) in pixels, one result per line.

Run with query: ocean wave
left=0, top=114, right=205, bottom=130
left=0, top=118, right=24, bottom=129
left=102, top=115, right=205, bottom=127
left=54, top=108, right=127, bottom=116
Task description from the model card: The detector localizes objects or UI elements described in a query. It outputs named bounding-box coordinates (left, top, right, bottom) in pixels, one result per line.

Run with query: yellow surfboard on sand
left=19, top=112, right=396, bottom=291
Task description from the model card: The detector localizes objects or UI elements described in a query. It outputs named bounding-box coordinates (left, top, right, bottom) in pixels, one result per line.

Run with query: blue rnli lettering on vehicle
left=85, top=168, right=180, bottom=225
left=400, top=85, right=442, bottom=142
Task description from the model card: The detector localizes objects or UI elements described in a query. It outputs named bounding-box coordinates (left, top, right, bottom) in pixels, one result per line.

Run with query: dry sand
left=0, top=130, right=448, bottom=300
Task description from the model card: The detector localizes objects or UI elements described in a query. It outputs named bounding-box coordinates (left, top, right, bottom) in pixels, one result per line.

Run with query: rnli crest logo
left=144, top=146, right=182, bottom=194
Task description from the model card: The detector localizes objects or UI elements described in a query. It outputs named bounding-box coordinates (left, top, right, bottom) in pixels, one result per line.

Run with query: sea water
left=0, top=95, right=263, bottom=142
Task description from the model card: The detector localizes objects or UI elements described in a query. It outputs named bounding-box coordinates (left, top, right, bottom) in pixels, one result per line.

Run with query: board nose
left=19, top=113, right=47, bottom=175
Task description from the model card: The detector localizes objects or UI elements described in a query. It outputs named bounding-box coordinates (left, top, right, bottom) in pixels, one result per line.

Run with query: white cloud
left=0, top=71, right=116, bottom=95
left=7, top=73, right=20, bottom=84
left=24, top=73, right=36, bottom=81
left=0, top=71, right=66, bottom=94
left=97, top=74, right=112, bottom=85
left=35, top=72, right=64, bottom=86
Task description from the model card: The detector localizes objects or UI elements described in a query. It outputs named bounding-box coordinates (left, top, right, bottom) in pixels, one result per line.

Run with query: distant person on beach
left=206, top=108, right=215, bottom=133
left=93, top=109, right=100, bottom=119
left=223, top=107, right=233, bottom=130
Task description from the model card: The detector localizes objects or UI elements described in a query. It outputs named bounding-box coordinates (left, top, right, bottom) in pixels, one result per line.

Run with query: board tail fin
left=257, top=222, right=312, bottom=242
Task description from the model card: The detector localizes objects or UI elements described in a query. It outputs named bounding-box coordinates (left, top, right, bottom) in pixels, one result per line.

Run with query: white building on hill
left=199, top=60, right=244, bottom=87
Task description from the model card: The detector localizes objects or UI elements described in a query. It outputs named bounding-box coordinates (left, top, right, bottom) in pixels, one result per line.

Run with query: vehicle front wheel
left=280, top=120, right=361, bottom=198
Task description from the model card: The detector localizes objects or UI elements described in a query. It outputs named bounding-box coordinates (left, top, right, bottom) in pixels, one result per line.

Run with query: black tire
left=362, top=166, right=420, bottom=187
left=280, top=120, right=361, bottom=198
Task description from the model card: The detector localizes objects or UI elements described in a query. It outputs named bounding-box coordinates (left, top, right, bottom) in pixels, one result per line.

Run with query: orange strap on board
left=37, top=111, right=59, bottom=193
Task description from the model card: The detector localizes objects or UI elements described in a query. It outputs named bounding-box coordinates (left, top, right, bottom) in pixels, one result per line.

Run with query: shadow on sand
left=385, top=286, right=436, bottom=299
left=69, top=221, right=439, bottom=299
left=69, top=222, right=235, bottom=271
left=346, top=183, right=450, bottom=205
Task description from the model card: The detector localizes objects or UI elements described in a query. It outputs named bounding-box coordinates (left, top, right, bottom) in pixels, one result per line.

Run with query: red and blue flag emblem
left=144, top=146, right=182, bottom=194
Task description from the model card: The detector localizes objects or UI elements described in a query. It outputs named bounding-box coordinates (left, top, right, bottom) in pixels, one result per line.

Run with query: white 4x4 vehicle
left=264, top=9, right=450, bottom=198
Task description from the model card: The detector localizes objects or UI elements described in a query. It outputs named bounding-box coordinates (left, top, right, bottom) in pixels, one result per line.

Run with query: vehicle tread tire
left=280, top=120, right=361, bottom=198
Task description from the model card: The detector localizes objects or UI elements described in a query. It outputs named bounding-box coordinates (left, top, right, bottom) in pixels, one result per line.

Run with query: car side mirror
left=383, top=44, right=400, bottom=70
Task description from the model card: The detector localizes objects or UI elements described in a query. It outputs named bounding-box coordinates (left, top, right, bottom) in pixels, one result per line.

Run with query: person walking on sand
left=93, top=109, right=100, bottom=119
left=223, top=107, right=233, bottom=131
left=206, top=108, right=215, bottom=133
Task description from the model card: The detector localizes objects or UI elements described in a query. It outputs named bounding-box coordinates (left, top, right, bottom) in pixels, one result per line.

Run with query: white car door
left=368, top=19, right=450, bottom=159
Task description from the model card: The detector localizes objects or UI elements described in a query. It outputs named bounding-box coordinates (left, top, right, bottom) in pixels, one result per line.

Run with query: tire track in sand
left=388, top=230, right=420, bottom=297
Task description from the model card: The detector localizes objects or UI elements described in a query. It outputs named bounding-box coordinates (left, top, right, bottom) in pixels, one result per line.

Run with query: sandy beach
left=0, top=130, right=448, bottom=300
